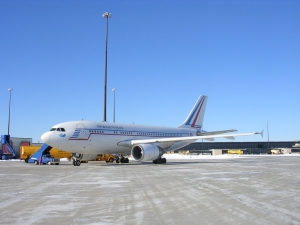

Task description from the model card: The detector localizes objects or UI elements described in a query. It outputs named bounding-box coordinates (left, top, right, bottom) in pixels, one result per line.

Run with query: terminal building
left=179, top=141, right=300, bottom=154
left=182, top=141, right=295, bottom=151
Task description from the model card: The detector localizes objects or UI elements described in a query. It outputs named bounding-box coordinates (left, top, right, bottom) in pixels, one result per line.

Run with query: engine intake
left=131, top=144, right=162, bottom=162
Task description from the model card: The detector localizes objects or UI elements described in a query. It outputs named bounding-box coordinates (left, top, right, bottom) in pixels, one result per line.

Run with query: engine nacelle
left=131, top=144, right=162, bottom=162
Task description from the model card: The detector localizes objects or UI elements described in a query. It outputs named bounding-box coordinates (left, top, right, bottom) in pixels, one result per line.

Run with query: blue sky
left=0, top=0, right=299, bottom=143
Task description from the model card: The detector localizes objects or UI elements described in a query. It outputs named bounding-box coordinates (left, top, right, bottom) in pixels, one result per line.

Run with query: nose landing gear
left=73, top=159, right=81, bottom=166
left=72, top=153, right=83, bottom=166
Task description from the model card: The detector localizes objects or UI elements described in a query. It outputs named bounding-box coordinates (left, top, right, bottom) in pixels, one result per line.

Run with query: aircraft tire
left=153, top=158, right=166, bottom=164
left=76, top=160, right=81, bottom=166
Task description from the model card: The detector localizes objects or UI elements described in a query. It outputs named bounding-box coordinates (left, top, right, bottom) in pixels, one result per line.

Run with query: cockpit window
left=50, top=127, right=65, bottom=132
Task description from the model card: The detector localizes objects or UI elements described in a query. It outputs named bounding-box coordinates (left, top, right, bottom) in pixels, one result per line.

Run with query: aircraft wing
left=130, top=131, right=263, bottom=145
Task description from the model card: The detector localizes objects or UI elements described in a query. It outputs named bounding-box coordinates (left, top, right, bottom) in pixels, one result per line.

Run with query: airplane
left=41, top=95, right=262, bottom=166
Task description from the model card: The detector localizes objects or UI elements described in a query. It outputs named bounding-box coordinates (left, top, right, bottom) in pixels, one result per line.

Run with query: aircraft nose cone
left=41, top=132, right=51, bottom=144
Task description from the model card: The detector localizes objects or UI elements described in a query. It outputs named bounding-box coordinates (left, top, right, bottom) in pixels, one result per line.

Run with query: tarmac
left=0, top=155, right=299, bottom=225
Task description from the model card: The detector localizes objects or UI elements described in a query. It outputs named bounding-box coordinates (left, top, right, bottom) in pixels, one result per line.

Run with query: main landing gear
left=115, top=155, right=129, bottom=164
left=153, top=157, right=167, bottom=164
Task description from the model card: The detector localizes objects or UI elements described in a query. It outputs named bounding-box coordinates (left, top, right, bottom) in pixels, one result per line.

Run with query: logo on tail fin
left=178, top=95, right=207, bottom=129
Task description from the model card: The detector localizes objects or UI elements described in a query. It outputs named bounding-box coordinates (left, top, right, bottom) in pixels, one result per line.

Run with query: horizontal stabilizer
left=224, top=136, right=235, bottom=140
left=197, top=129, right=237, bottom=136
left=203, top=138, right=215, bottom=141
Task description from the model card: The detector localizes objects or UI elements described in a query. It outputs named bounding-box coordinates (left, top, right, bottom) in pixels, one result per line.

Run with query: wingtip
left=254, top=129, right=264, bottom=138
left=260, top=129, right=264, bottom=138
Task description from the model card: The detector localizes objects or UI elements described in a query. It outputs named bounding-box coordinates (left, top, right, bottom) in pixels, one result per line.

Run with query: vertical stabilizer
left=178, top=95, right=207, bottom=129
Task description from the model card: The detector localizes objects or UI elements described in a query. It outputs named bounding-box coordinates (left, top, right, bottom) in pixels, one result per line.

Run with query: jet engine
left=131, top=144, right=163, bottom=162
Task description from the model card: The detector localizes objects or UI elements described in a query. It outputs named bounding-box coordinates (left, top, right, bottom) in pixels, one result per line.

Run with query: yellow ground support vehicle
left=227, top=149, right=243, bottom=155
left=95, top=154, right=115, bottom=163
left=20, top=146, right=72, bottom=162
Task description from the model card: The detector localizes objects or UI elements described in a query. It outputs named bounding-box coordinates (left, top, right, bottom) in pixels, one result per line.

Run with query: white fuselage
left=41, top=121, right=197, bottom=155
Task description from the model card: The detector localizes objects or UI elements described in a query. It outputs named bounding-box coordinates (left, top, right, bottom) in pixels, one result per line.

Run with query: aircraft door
left=76, top=123, right=87, bottom=139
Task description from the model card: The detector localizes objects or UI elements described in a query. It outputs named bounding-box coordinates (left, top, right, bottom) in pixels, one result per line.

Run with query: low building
left=179, top=141, right=296, bottom=154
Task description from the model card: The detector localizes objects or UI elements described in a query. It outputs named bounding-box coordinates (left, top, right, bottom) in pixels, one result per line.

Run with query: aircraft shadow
left=93, top=160, right=239, bottom=167
left=57, top=159, right=255, bottom=167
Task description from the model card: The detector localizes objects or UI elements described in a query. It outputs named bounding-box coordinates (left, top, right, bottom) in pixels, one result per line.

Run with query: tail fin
left=178, top=95, right=207, bottom=129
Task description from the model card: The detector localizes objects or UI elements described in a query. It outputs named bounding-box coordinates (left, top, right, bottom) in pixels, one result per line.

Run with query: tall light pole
left=267, top=120, right=270, bottom=149
left=102, top=12, right=112, bottom=122
left=112, top=88, right=117, bottom=122
left=8, top=88, right=13, bottom=136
